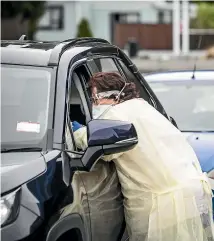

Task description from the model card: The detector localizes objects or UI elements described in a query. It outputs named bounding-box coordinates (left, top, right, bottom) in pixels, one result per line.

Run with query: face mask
left=92, top=105, right=112, bottom=119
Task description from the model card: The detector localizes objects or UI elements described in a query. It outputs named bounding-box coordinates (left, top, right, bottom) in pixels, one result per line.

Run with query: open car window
left=86, top=57, right=152, bottom=105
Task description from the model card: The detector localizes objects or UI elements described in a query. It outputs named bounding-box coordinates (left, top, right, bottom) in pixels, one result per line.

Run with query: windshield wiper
left=1, top=147, right=42, bottom=153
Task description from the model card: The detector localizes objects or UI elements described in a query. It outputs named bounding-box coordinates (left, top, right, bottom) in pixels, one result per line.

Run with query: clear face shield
left=91, top=81, right=127, bottom=119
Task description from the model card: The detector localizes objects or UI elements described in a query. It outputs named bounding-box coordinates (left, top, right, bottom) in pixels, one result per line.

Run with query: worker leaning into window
left=71, top=72, right=214, bottom=241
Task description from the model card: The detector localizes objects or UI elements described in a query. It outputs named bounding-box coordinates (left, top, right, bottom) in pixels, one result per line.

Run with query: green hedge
left=76, top=18, right=93, bottom=38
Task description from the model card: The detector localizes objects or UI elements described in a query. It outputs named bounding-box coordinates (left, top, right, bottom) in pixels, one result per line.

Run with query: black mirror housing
left=82, top=119, right=138, bottom=171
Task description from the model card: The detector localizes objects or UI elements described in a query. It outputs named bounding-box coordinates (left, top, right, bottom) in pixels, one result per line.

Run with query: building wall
left=114, top=23, right=173, bottom=49
left=35, top=1, right=76, bottom=41
left=35, top=1, right=164, bottom=42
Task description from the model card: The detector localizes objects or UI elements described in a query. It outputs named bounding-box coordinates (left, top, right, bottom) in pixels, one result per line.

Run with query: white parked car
left=145, top=70, right=214, bottom=215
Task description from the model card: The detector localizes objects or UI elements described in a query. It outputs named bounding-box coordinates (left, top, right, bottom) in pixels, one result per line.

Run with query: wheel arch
left=46, top=213, right=87, bottom=241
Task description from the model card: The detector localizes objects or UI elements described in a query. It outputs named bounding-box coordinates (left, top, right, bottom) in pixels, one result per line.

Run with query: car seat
left=69, top=81, right=86, bottom=125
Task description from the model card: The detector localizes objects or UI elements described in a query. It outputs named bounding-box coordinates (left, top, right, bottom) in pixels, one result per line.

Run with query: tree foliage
left=190, top=2, right=214, bottom=28
left=195, top=3, right=214, bottom=28
left=166, top=1, right=213, bottom=4
left=1, top=1, right=45, bottom=19
left=76, top=18, right=93, bottom=38
left=1, top=1, right=46, bottom=39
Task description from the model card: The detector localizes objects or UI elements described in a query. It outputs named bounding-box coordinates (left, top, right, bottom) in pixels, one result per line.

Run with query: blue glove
left=71, top=121, right=83, bottom=132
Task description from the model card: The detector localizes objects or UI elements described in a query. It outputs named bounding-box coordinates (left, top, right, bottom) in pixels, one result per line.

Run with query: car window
left=86, top=57, right=158, bottom=115
left=86, top=57, right=124, bottom=117
left=93, top=58, right=120, bottom=73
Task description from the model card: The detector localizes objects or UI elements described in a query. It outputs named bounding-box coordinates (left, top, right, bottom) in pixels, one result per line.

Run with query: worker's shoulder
left=110, top=98, right=145, bottom=117
left=118, top=98, right=146, bottom=110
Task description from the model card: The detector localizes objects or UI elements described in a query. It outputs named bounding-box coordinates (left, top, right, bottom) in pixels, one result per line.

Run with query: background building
left=34, top=2, right=175, bottom=42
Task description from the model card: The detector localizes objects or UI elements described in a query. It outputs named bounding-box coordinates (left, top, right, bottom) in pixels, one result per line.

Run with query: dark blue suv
left=1, top=37, right=170, bottom=241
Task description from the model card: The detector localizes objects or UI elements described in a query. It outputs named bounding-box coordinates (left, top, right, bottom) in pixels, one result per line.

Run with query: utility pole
left=173, top=0, right=181, bottom=56
left=182, top=0, right=190, bottom=55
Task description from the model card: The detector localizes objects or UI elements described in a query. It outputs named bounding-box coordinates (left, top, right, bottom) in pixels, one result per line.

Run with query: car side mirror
left=81, top=119, right=138, bottom=171
left=169, top=116, right=178, bottom=129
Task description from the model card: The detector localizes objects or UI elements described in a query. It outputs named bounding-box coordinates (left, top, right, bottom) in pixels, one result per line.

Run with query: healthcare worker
left=71, top=72, right=214, bottom=241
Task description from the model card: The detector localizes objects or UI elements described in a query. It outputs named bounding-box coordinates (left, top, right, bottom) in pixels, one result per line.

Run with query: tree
left=166, top=0, right=213, bottom=4
left=190, top=2, right=214, bottom=28
left=76, top=18, right=93, bottom=38
left=1, top=1, right=46, bottom=39
left=195, top=3, right=214, bottom=28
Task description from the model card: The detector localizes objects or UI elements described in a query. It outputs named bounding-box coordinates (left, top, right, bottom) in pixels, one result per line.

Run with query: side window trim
left=65, top=63, right=90, bottom=155
left=64, top=72, right=78, bottom=154
left=76, top=65, right=93, bottom=119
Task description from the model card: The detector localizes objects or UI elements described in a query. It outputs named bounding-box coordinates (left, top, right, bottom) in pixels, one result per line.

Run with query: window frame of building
left=114, top=12, right=141, bottom=24
left=158, top=10, right=164, bottom=24
left=38, top=5, right=64, bottom=31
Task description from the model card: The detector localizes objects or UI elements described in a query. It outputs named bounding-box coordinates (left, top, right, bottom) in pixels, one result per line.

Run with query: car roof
left=1, top=38, right=111, bottom=67
left=145, top=70, right=214, bottom=82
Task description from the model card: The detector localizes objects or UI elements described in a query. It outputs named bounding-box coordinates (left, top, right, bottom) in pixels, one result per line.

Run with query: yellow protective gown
left=73, top=98, right=214, bottom=241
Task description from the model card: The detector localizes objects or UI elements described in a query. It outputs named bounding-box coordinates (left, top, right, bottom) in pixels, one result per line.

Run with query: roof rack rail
left=19, top=35, right=27, bottom=41
left=48, top=37, right=110, bottom=65
left=62, top=37, right=109, bottom=44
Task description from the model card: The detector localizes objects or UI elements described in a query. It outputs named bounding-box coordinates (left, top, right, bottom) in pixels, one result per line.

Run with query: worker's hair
left=89, top=72, right=139, bottom=102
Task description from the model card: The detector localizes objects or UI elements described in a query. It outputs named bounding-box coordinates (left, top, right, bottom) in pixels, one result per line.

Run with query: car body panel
left=1, top=152, right=46, bottom=195
left=183, top=132, right=214, bottom=173
left=1, top=149, right=91, bottom=241
left=1, top=205, right=43, bottom=241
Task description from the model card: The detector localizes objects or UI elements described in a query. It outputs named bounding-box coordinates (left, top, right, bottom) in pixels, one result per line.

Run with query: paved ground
left=124, top=50, right=214, bottom=73
left=131, top=58, right=214, bottom=73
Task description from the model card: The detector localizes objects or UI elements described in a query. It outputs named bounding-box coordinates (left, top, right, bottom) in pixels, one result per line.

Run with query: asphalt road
left=131, top=58, right=214, bottom=73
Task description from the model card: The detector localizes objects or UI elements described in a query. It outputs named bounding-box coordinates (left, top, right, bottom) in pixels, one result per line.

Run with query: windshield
left=1, top=65, right=51, bottom=148
left=149, top=81, right=214, bottom=132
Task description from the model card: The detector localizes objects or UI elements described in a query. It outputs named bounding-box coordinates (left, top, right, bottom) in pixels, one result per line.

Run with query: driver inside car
left=70, top=72, right=214, bottom=241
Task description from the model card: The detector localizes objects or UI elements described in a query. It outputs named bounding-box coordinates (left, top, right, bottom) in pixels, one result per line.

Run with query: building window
left=114, top=13, right=140, bottom=24
left=158, top=11, right=164, bottom=24
left=164, top=11, right=172, bottom=24
left=38, top=6, right=64, bottom=30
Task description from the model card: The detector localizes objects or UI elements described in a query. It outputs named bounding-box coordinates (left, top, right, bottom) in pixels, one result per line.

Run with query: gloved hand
left=71, top=121, right=83, bottom=132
